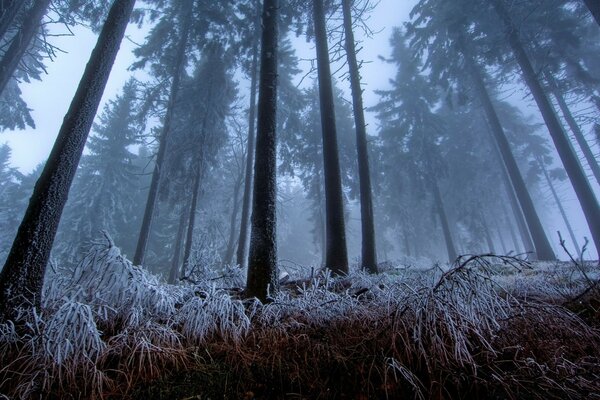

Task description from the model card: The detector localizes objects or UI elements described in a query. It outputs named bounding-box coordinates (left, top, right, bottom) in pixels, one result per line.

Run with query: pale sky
left=1, top=0, right=411, bottom=174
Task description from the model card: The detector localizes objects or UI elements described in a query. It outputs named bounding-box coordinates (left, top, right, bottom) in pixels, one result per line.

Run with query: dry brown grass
left=1, top=246, right=599, bottom=399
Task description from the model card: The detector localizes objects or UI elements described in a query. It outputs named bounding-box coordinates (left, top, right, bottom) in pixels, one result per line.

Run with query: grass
left=0, top=237, right=599, bottom=399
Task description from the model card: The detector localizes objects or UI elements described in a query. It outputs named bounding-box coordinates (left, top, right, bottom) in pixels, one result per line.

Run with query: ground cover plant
left=0, top=236, right=599, bottom=399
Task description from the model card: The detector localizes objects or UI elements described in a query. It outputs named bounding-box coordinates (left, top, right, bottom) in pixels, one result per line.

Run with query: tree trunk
left=495, top=221, right=508, bottom=254
left=236, top=5, right=260, bottom=268
left=0, top=0, right=25, bottom=43
left=0, top=0, right=51, bottom=96
left=464, top=49, right=556, bottom=260
left=501, top=201, right=523, bottom=254
left=0, top=0, right=135, bottom=322
left=583, top=0, right=600, bottom=26
left=492, top=133, right=534, bottom=256
left=167, top=204, right=188, bottom=284
left=538, top=158, right=582, bottom=258
left=431, top=176, right=457, bottom=263
left=342, top=0, right=377, bottom=273
left=223, top=175, right=243, bottom=265
left=312, top=0, right=349, bottom=275
left=181, top=170, right=201, bottom=279
left=245, top=0, right=279, bottom=302
left=491, top=0, right=600, bottom=256
left=133, top=0, right=193, bottom=266
left=551, top=86, right=600, bottom=188
left=480, top=210, right=496, bottom=253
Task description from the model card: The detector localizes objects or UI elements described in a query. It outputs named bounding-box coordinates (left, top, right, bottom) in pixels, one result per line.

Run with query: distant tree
left=373, top=30, right=457, bottom=262
left=133, top=0, right=194, bottom=266
left=342, top=0, right=377, bottom=273
left=490, top=0, right=600, bottom=255
left=312, top=0, right=348, bottom=274
left=0, top=0, right=136, bottom=323
left=55, top=79, right=140, bottom=261
left=246, top=0, right=280, bottom=301
left=0, top=0, right=25, bottom=43
left=0, top=0, right=51, bottom=96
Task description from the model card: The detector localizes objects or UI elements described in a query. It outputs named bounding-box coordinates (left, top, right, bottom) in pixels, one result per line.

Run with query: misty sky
left=2, top=0, right=412, bottom=174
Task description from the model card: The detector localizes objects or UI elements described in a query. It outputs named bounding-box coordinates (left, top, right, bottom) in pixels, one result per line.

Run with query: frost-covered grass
left=0, top=237, right=599, bottom=399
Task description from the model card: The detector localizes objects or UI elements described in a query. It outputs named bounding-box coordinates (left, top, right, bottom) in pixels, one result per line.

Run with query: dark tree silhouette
left=583, top=0, right=600, bottom=25
left=312, top=0, right=348, bottom=275
left=245, top=0, right=280, bottom=301
left=0, top=0, right=25, bottom=43
left=342, top=0, right=377, bottom=273
left=0, top=0, right=136, bottom=322
left=133, top=0, right=193, bottom=266
left=0, top=0, right=51, bottom=96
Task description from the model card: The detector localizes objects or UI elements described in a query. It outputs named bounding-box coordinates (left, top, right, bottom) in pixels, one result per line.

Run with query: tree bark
left=0, top=0, right=26, bottom=44
left=223, top=174, right=243, bottom=265
left=538, top=158, right=582, bottom=258
left=342, top=0, right=377, bottom=273
left=133, top=0, right=193, bottom=266
left=0, top=0, right=51, bottom=96
left=236, top=5, right=260, bottom=268
left=583, top=0, right=600, bottom=26
left=245, top=0, right=279, bottom=302
left=312, top=0, right=349, bottom=275
left=464, top=49, right=556, bottom=260
left=167, top=204, right=188, bottom=284
left=480, top=210, right=496, bottom=253
left=492, top=132, right=534, bottom=256
left=181, top=170, right=201, bottom=278
left=550, top=86, right=600, bottom=188
left=491, top=0, right=600, bottom=257
left=0, top=0, right=136, bottom=322
left=500, top=201, right=523, bottom=254
left=431, top=176, right=457, bottom=263
left=495, top=220, right=508, bottom=254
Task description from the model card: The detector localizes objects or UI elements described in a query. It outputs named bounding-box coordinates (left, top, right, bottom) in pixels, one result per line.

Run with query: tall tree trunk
left=464, top=49, right=556, bottom=260
left=236, top=6, right=260, bottom=268
left=245, top=0, right=279, bottom=301
left=492, top=131, right=534, bottom=256
left=341, top=0, right=377, bottom=273
left=312, top=0, right=349, bottom=275
left=224, top=175, right=243, bottom=265
left=133, top=0, right=193, bottom=266
left=583, top=0, right=600, bottom=26
left=480, top=210, right=496, bottom=253
left=0, top=0, right=25, bottom=43
left=495, top=221, right=508, bottom=254
left=402, top=226, right=412, bottom=258
left=491, top=0, right=600, bottom=256
left=550, top=85, right=600, bottom=187
left=0, top=0, right=51, bottom=96
left=0, top=0, right=136, bottom=322
left=501, top=201, right=523, bottom=254
left=181, top=170, right=202, bottom=278
left=168, top=204, right=188, bottom=284
left=538, top=158, right=583, bottom=258
left=431, top=176, right=457, bottom=263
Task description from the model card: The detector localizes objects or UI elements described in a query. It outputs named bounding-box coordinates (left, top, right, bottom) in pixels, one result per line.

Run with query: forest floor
left=1, top=240, right=599, bottom=399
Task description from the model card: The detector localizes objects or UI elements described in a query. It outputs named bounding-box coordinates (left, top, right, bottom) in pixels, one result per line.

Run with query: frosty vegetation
left=1, top=236, right=599, bottom=398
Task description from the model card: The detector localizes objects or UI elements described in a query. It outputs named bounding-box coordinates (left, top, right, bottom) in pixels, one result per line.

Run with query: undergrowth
left=1, top=236, right=599, bottom=399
